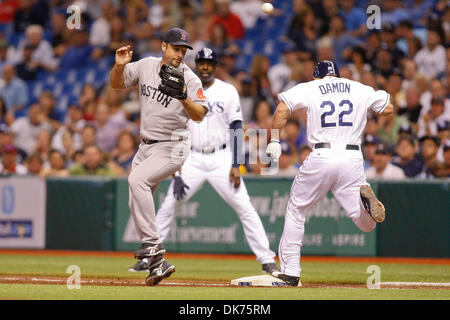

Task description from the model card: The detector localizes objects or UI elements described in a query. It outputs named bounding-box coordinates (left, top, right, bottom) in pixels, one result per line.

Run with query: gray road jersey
left=123, top=56, right=208, bottom=141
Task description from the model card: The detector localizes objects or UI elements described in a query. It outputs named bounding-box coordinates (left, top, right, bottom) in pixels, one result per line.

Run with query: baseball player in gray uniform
left=129, top=48, right=278, bottom=274
left=110, top=27, right=209, bottom=286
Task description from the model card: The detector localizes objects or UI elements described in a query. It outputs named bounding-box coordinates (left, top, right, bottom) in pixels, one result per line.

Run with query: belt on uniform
left=191, top=144, right=227, bottom=154
left=314, top=142, right=360, bottom=151
left=142, top=136, right=185, bottom=145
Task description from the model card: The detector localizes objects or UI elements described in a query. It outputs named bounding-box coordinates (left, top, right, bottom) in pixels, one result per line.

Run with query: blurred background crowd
left=0, top=0, right=448, bottom=179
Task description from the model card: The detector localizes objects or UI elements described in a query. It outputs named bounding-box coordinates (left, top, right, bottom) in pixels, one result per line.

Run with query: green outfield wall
left=41, top=177, right=449, bottom=257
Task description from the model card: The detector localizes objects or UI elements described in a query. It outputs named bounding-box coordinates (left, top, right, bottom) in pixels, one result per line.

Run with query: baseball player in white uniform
left=266, top=60, right=393, bottom=286
left=110, top=28, right=209, bottom=286
left=129, top=48, right=278, bottom=274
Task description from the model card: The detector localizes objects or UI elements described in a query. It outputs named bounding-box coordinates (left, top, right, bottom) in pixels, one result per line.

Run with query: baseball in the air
left=261, top=2, right=274, bottom=14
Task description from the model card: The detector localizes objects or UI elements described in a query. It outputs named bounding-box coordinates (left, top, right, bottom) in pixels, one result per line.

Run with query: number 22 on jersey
left=320, top=99, right=354, bottom=127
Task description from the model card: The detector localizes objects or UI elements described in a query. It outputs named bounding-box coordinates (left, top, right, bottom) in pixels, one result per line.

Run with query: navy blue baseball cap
left=163, top=28, right=193, bottom=50
left=313, top=60, right=340, bottom=78
left=195, top=48, right=218, bottom=64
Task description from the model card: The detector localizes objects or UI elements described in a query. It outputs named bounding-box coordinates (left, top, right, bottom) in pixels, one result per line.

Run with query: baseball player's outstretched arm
left=380, top=102, right=394, bottom=117
left=180, top=99, right=208, bottom=122
left=110, top=45, right=133, bottom=89
left=270, top=101, right=291, bottom=141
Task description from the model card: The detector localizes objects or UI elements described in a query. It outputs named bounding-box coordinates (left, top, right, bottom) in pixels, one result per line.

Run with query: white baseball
left=261, top=2, right=274, bottom=14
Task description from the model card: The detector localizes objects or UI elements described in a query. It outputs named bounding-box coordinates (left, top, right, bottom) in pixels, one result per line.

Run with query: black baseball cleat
left=271, top=272, right=300, bottom=287
left=262, top=263, right=279, bottom=274
left=145, top=259, right=176, bottom=286
left=360, top=185, right=385, bottom=223
left=134, top=242, right=166, bottom=259
left=128, top=259, right=148, bottom=272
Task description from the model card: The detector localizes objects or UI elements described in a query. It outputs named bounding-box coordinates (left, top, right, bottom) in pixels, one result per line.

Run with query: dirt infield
left=1, top=274, right=449, bottom=290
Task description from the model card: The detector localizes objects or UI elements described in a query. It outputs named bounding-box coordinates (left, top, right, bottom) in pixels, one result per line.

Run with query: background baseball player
left=266, top=60, right=394, bottom=286
left=129, top=48, right=278, bottom=274
left=110, top=27, right=208, bottom=286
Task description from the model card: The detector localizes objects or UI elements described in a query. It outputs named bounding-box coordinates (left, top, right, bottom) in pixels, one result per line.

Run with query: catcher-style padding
left=158, top=64, right=187, bottom=100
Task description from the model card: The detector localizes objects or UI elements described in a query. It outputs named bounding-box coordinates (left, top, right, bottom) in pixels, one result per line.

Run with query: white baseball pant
left=156, top=148, right=276, bottom=264
left=279, top=145, right=376, bottom=278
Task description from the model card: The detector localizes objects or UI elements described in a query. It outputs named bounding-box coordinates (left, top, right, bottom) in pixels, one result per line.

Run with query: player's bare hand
left=115, top=45, right=133, bottom=66
left=229, top=167, right=241, bottom=189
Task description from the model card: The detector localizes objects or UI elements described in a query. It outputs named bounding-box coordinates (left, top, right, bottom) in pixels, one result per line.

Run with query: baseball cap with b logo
left=163, top=28, right=193, bottom=50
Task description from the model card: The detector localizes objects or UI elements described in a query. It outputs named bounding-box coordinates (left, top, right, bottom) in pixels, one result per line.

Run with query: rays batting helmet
left=195, top=48, right=218, bottom=65
left=313, top=60, right=340, bottom=78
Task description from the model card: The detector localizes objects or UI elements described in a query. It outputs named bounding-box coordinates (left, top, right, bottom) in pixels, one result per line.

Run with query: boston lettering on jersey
left=140, top=83, right=173, bottom=108
left=319, top=82, right=351, bottom=95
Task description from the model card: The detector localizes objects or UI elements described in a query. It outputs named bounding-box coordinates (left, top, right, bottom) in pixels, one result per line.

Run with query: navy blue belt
left=315, top=142, right=360, bottom=151
left=191, top=144, right=227, bottom=154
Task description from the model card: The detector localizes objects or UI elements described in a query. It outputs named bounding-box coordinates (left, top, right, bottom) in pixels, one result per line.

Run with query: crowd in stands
left=0, top=0, right=448, bottom=179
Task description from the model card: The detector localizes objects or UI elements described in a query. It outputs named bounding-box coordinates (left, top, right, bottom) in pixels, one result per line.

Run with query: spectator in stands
left=102, top=86, right=127, bottom=124
left=14, top=42, right=40, bottom=81
left=0, top=64, right=29, bottom=114
left=48, top=9, right=68, bottom=57
left=93, top=103, right=127, bottom=153
left=0, top=0, right=20, bottom=34
left=275, top=140, right=298, bottom=177
left=208, top=0, right=244, bottom=40
left=39, top=149, right=70, bottom=178
left=431, top=140, right=450, bottom=178
left=387, top=71, right=406, bottom=109
left=52, top=102, right=85, bottom=156
left=398, top=87, right=423, bottom=132
left=69, top=144, right=116, bottom=177
left=417, top=96, right=450, bottom=138
left=206, top=23, right=238, bottom=59
left=362, top=134, right=380, bottom=170
left=346, top=46, right=371, bottom=82
left=10, top=104, right=51, bottom=156
left=380, top=0, right=409, bottom=27
left=80, top=124, right=97, bottom=150
left=338, top=0, right=367, bottom=38
left=89, top=1, right=117, bottom=48
left=326, top=14, right=363, bottom=67
left=372, top=43, right=396, bottom=80
left=286, top=6, right=318, bottom=61
left=395, top=20, right=418, bottom=57
left=0, top=39, right=13, bottom=76
left=365, top=30, right=381, bottom=65
left=59, top=29, right=95, bottom=69
left=377, top=104, right=410, bottom=146
left=14, top=0, right=49, bottom=33
left=0, top=124, right=13, bottom=151
left=24, top=152, right=43, bottom=175
left=268, top=41, right=298, bottom=96
left=14, top=24, right=58, bottom=72
left=379, top=22, right=406, bottom=67
left=79, top=84, right=99, bottom=122
left=418, top=135, right=442, bottom=179
left=400, top=58, right=421, bottom=90
left=249, top=55, right=274, bottom=107
left=32, top=129, right=51, bottom=167
left=239, top=76, right=257, bottom=124
left=414, top=27, right=446, bottom=81
left=282, top=118, right=305, bottom=152
left=316, top=0, right=339, bottom=36
left=419, top=79, right=449, bottom=118
left=110, top=130, right=137, bottom=175
left=0, top=96, right=14, bottom=126
left=230, top=0, right=265, bottom=29
left=392, top=134, right=424, bottom=178
left=0, top=143, right=27, bottom=175
left=38, top=91, right=62, bottom=131
left=247, top=99, right=272, bottom=131
left=365, top=143, right=406, bottom=180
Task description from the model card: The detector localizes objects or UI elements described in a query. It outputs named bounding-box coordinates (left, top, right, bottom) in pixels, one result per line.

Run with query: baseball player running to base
left=266, top=60, right=393, bottom=286
left=110, top=28, right=209, bottom=286
left=129, top=48, right=278, bottom=274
